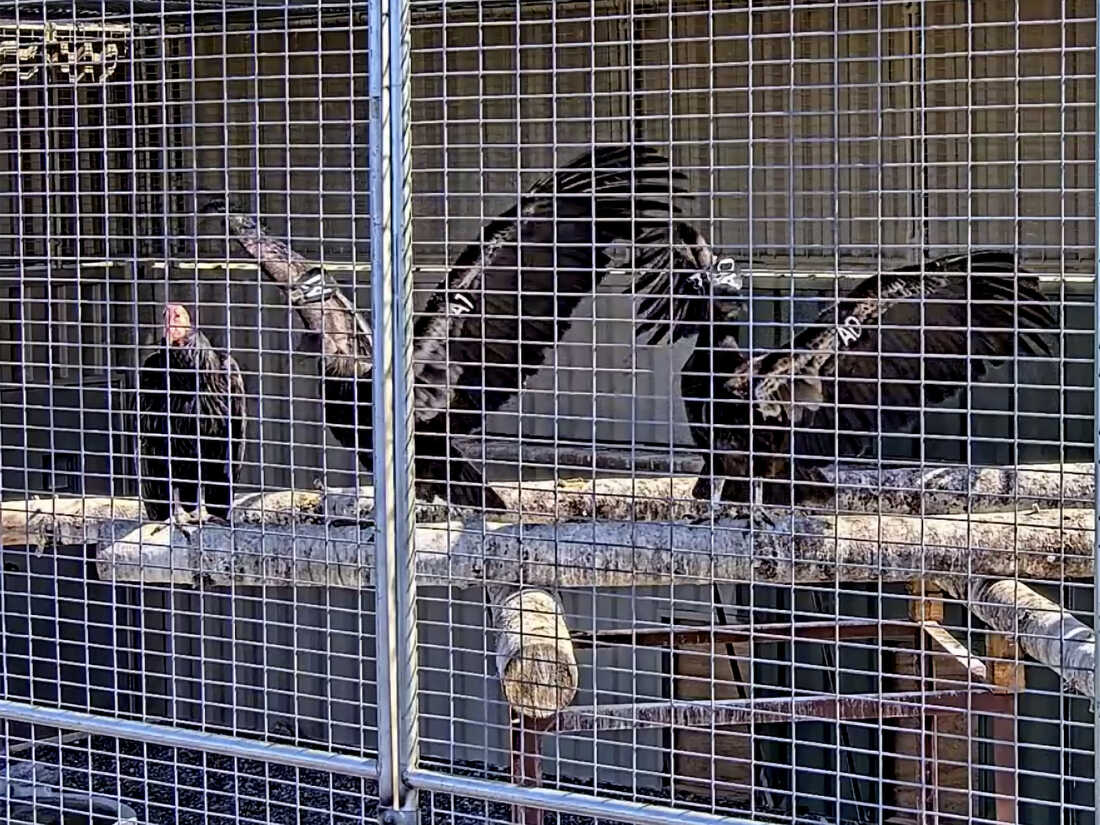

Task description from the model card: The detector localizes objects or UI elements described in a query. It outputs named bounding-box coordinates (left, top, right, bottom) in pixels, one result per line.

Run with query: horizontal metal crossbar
left=406, top=768, right=764, bottom=825
left=551, top=688, right=1011, bottom=733
left=0, top=699, right=379, bottom=780
left=571, top=619, right=918, bottom=649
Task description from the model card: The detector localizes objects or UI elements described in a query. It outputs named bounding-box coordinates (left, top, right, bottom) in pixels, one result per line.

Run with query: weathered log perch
left=0, top=496, right=144, bottom=547
left=819, top=462, right=1095, bottom=515
left=4, top=461, right=1095, bottom=546
left=940, top=577, right=1096, bottom=698
left=322, top=461, right=1098, bottom=522
left=10, top=468, right=1094, bottom=700
left=492, top=589, right=578, bottom=719
left=456, top=441, right=1094, bottom=514
left=452, top=438, right=705, bottom=475
left=95, top=506, right=1095, bottom=589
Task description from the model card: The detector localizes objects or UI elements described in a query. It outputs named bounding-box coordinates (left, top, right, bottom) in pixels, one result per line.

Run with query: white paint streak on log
left=493, top=589, right=578, bottom=718
left=940, top=577, right=1096, bottom=698
left=4, top=463, right=1094, bottom=548
left=95, top=507, right=1094, bottom=589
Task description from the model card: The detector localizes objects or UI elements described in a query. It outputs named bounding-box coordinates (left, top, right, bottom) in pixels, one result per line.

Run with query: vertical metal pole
left=371, top=0, right=418, bottom=823
left=1093, top=4, right=1100, bottom=817
left=1094, top=5, right=1100, bottom=821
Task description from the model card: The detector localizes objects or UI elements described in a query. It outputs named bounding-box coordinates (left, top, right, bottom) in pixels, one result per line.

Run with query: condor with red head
left=137, top=303, right=247, bottom=522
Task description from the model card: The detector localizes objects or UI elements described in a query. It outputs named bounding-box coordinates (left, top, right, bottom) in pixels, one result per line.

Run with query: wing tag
left=836, top=314, right=863, bottom=347
left=449, top=293, right=475, bottom=316
left=289, top=268, right=336, bottom=305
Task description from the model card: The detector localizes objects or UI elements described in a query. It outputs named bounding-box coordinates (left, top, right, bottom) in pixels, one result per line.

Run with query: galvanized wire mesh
left=0, top=2, right=1091, bottom=825
left=408, top=3, right=1094, bottom=825
left=0, top=4, right=384, bottom=824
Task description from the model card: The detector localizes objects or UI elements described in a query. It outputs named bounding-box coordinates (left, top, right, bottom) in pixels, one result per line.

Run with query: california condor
left=664, top=250, right=1057, bottom=508
left=203, top=145, right=718, bottom=509
left=137, top=303, right=247, bottom=522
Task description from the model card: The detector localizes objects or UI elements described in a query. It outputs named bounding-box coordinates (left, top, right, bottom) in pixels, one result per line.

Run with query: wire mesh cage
left=0, top=3, right=382, bottom=823
left=0, top=2, right=1092, bottom=825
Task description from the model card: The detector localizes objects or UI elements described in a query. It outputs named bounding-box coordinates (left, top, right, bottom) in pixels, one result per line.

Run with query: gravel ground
left=5, top=735, right=852, bottom=825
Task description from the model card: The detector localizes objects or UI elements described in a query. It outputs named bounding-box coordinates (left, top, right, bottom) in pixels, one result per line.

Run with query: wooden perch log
left=940, top=577, right=1096, bottom=698
left=0, top=496, right=143, bottom=547
left=7, top=465, right=1092, bottom=696
left=819, top=462, right=1095, bottom=515
left=452, top=438, right=705, bottom=475
left=95, top=506, right=1095, bottom=589
left=492, top=589, right=578, bottom=719
left=452, top=441, right=1095, bottom=513
left=3, top=462, right=1093, bottom=547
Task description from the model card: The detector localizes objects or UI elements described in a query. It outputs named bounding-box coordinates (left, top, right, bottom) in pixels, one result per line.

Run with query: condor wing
left=410, top=145, right=696, bottom=423
left=725, top=251, right=1056, bottom=464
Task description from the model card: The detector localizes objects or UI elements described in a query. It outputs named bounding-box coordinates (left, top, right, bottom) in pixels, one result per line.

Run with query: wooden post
left=510, top=714, right=551, bottom=825
left=909, top=581, right=942, bottom=825
left=986, top=631, right=1025, bottom=693
left=986, top=633, right=1023, bottom=824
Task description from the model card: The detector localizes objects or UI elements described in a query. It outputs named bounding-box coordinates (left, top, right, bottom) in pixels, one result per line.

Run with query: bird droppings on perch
left=939, top=577, right=1096, bottom=698
left=492, top=589, right=579, bottom=719
left=94, top=506, right=1095, bottom=590
left=3, top=461, right=1095, bottom=545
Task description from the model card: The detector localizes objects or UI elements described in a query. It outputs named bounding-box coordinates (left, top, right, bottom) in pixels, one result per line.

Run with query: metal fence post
left=370, top=0, right=418, bottom=823
left=1093, top=7, right=1100, bottom=816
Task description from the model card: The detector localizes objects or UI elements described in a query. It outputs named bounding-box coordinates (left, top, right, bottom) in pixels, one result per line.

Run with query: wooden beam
left=921, top=621, right=988, bottom=684
left=551, top=688, right=1011, bottom=733
left=572, top=619, right=918, bottom=649
left=986, top=632, right=1026, bottom=693
left=453, top=437, right=705, bottom=475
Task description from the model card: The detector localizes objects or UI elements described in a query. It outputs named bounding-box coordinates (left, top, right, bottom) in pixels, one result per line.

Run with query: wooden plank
left=921, top=621, right=988, bottom=684
left=574, top=619, right=917, bottom=649
left=670, top=634, right=754, bottom=804
left=554, top=688, right=1009, bottom=733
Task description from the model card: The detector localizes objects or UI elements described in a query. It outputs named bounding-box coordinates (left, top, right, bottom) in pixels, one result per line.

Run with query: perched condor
left=203, top=145, right=717, bottom=509
left=638, top=253, right=745, bottom=503
left=659, top=250, right=1057, bottom=509
left=137, top=303, right=247, bottom=522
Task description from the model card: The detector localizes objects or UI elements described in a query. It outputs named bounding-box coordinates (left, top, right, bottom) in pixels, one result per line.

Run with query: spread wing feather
left=411, top=145, right=698, bottom=421
left=726, top=250, right=1056, bottom=466
left=207, top=145, right=709, bottom=508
